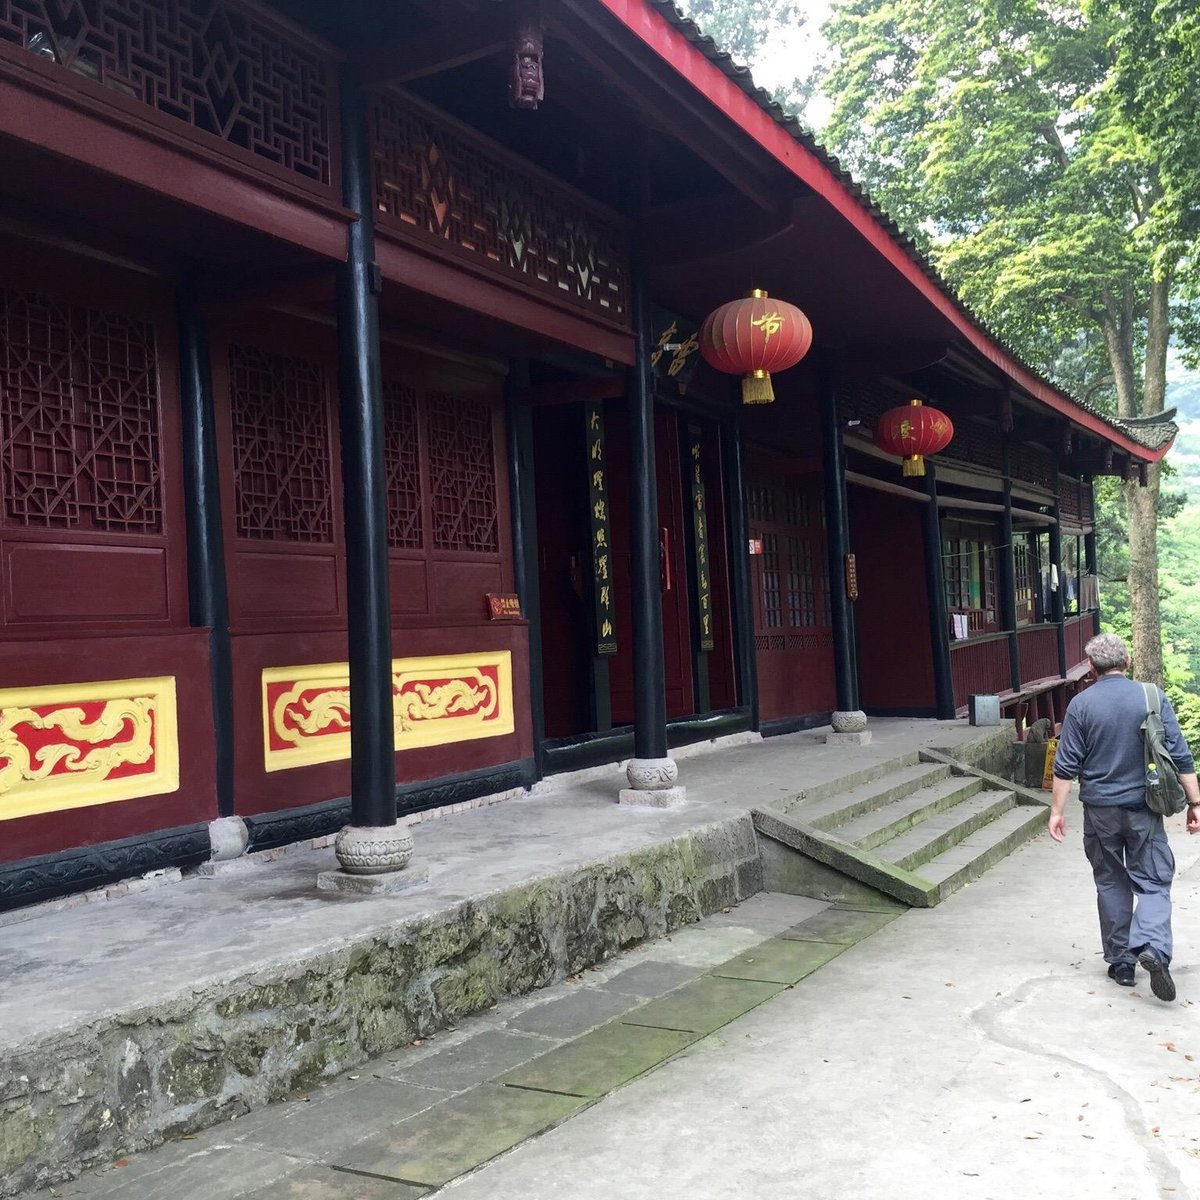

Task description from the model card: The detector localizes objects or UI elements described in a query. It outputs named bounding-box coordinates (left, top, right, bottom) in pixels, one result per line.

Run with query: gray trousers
left=1082, top=804, right=1175, bottom=964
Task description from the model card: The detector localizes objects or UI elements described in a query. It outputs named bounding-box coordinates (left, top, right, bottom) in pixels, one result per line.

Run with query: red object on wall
left=698, top=289, right=813, bottom=405
left=873, top=398, right=954, bottom=476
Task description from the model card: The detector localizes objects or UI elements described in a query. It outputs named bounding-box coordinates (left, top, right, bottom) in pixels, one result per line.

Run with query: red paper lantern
left=698, top=289, right=813, bottom=405
left=873, top=398, right=954, bottom=477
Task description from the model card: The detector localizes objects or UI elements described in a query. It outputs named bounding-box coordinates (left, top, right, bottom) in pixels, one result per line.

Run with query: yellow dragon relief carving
left=273, top=672, right=500, bottom=746
left=0, top=698, right=155, bottom=798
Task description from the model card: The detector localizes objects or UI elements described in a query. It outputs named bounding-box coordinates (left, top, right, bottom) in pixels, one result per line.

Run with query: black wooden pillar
left=1084, top=527, right=1100, bottom=636
left=337, top=64, right=396, bottom=828
left=505, top=361, right=546, bottom=774
left=178, top=278, right=235, bottom=819
left=1000, top=481, right=1021, bottom=693
left=921, top=466, right=956, bottom=719
left=819, top=360, right=859, bottom=713
left=627, top=259, right=668, bottom=761
left=723, top=418, right=758, bottom=727
left=1049, top=510, right=1068, bottom=679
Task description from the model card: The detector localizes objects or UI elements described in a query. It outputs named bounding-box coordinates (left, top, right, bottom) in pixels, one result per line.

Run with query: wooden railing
left=950, top=633, right=1012, bottom=711
left=1065, top=612, right=1095, bottom=671
left=1017, top=624, right=1060, bottom=684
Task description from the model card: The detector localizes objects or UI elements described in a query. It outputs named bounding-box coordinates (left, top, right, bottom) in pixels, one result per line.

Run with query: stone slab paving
left=334, top=1086, right=588, bottom=1187
left=497, top=1023, right=699, bottom=1098
left=386, top=1032, right=555, bottom=1093
left=503, top=986, right=646, bottom=1039
left=39, top=890, right=914, bottom=1199
left=620, top=976, right=783, bottom=1035
left=247, top=1167, right=428, bottom=1199
left=775, top=905, right=902, bottom=945
left=710, top=935, right=854, bottom=985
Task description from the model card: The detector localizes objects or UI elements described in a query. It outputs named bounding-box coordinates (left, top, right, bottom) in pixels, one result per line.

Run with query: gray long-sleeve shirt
left=1053, top=674, right=1195, bottom=807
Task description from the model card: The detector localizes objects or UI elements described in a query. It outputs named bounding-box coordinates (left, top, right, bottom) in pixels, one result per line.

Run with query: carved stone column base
left=333, top=824, right=415, bottom=874
left=830, top=710, right=868, bottom=733
left=619, top=757, right=684, bottom=807
left=826, top=730, right=872, bottom=746
left=317, top=863, right=429, bottom=895
left=828, top=710, right=871, bottom=744
left=617, top=785, right=686, bottom=808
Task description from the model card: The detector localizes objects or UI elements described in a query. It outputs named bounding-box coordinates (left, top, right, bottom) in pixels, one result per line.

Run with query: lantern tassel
left=902, top=454, right=925, bottom=477
left=742, top=370, right=775, bottom=405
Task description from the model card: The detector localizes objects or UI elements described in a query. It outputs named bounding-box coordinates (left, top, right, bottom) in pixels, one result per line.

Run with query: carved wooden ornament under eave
left=509, top=8, right=545, bottom=109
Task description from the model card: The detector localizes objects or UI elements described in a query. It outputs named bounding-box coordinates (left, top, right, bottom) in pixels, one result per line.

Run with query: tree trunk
left=1126, top=469, right=1163, bottom=686
left=1144, top=276, right=1171, bottom=414
left=1126, top=275, right=1172, bottom=686
left=1097, top=302, right=1138, bottom=418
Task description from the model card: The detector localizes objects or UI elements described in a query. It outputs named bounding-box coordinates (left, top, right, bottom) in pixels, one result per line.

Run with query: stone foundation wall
left=0, top=818, right=761, bottom=1197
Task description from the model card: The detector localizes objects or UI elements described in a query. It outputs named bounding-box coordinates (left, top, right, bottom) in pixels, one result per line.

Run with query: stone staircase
left=753, top=752, right=1048, bottom=908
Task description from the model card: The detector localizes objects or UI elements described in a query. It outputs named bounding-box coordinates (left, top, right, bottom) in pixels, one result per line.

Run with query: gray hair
left=1085, top=632, right=1130, bottom=673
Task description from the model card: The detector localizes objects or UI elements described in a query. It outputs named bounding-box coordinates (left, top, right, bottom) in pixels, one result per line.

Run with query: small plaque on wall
left=844, top=553, right=859, bottom=601
left=486, top=593, right=522, bottom=620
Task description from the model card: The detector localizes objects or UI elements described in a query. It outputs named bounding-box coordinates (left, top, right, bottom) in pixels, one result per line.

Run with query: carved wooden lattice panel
left=0, top=288, right=162, bottom=532
left=0, top=0, right=332, bottom=186
left=228, top=345, right=333, bottom=542
left=1011, top=442, right=1055, bottom=490
left=382, top=378, right=423, bottom=549
left=370, top=91, right=629, bottom=323
left=1058, top=475, right=1081, bottom=524
left=426, top=390, right=498, bottom=553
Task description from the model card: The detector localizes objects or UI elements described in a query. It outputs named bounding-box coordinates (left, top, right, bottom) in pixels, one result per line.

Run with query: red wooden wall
left=849, top=487, right=936, bottom=712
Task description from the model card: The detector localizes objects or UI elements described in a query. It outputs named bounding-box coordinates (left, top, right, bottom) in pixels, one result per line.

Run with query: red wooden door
left=746, top=458, right=836, bottom=720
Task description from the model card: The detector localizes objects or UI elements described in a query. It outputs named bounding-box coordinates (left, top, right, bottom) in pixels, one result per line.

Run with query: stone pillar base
left=333, top=824, right=414, bottom=875
left=619, top=756, right=684, bottom=807
left=826, top=730, right=872, bottom=746
left=317, top=864, right=429, bottom=895
left=617, top=786, right=687, bottom=808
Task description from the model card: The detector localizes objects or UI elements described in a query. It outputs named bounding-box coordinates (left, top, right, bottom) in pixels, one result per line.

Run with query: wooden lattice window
left=760, top=532, right=782, bottom=629
left=943, top=524, right=999, bottom=635
left=369, top=90, right=629, bottom=323
left=0, top=0, right=334, bottom=186
left=382, top=379, right=423, bottom=550
left=426, top=390, right=499, bottom=554
left=228, top=345, right=333, bottom=543
left=1014, top=534, right=1035, bottom=625
left=0, top=287, right=162, bottom=534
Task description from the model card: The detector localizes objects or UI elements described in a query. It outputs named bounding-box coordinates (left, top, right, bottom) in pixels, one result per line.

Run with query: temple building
left=0, top=0, right=1175, bottom=906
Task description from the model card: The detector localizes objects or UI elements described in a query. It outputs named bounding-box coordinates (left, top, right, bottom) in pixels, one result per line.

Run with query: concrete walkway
left=33, top=790, right=1200, bottom=1199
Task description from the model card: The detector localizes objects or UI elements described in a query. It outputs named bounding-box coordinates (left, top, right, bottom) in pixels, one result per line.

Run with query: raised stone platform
left=0, top=719, right=995, bottom=1197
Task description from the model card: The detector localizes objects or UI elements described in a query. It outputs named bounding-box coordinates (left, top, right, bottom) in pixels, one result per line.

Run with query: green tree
left=672, top=0, right=814, bottom=112
left=819, top=0, right=1199, bottom=686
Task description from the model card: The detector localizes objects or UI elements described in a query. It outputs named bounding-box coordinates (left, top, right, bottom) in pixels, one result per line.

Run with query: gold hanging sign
left=586, top=403, right=617, bottom=655
left=689, top=424, right=715, bottom=652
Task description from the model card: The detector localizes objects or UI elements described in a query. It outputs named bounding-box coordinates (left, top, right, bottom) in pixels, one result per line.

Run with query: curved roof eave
left=597, top=0, right=1175, bottom=462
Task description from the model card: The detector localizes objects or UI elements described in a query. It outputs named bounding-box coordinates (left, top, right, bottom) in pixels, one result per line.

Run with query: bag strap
left=1142, top=681, right=1161, bottom=718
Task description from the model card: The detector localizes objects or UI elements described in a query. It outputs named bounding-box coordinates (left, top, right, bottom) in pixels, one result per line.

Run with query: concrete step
left=878, top=790, right=1018, bottom=871
left=917, top=804, right=1048, bottom=901
left=797, top=763, right=954, bottom=831
left=772, top=752, right=923, bottom=815
left=832, top=776, right=984, bottom=850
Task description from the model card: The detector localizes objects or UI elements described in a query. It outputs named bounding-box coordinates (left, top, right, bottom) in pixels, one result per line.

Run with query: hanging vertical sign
left=688, top=424, right=715, bottom=652
left=586, top=403, right=617, bottom=655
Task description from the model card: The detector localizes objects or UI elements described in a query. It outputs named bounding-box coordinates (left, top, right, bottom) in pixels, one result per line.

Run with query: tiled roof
left=647, top=0, right=1176, bottom=456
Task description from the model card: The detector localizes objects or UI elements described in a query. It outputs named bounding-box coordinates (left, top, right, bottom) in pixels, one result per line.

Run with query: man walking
left=1049, top=633, right=1200, bottom=1002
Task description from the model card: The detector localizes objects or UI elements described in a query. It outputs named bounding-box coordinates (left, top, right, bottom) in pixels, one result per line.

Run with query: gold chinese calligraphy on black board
left=586, top=403, right=617, bottom=655
left=650, top=306, right=701, bottom=391
left=688, top=423, right=714, bottom=652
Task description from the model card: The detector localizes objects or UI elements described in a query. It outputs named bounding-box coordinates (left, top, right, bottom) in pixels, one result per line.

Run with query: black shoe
left=1108, top=962, right=1136, bottom=987
left=1137, top=947, right=1176, bottom=1002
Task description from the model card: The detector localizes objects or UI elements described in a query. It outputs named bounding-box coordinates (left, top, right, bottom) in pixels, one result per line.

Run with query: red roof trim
left=596, top=0, right=1167, bottom=461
